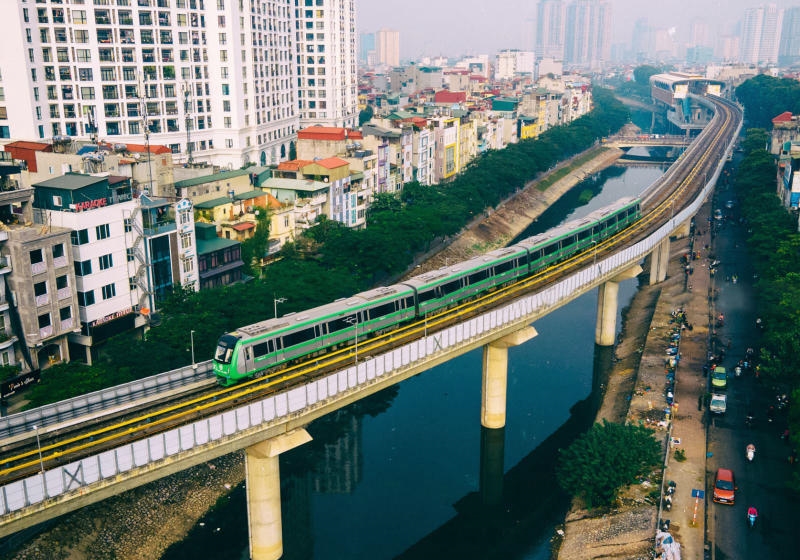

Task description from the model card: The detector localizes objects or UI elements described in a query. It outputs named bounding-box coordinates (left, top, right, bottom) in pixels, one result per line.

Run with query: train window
left=370, top=301, right=396, bottom=318
left=530, top=249, right=543, bottom=262
left=282, top=327, right=316, bottom=348
left=578, top=228, right=591, bottom=241
left=252, top=340, right=272, bottom=358
left=403, top=296, right=414, bottom=309
left=418, top=288, right=437, bottom=303
left=440, top=279, right=462, bottom=295
left=543, top=242, right=560, bottom=256
left=467, top=269, right=490, bottom=285
left=494, top=259, right=515, bottom=274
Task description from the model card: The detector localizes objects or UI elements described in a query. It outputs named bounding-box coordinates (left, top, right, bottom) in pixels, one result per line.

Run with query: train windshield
left=214, top=334, right=239, bottom=364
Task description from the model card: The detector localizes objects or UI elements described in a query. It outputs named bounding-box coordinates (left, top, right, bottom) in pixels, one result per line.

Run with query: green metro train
left=213, top=197, right=642, bottom=386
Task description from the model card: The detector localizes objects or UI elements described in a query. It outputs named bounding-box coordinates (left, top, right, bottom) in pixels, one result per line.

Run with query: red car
left=713, top=468, right=736, bottom=505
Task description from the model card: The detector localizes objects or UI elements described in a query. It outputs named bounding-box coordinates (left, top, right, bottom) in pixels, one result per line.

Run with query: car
left=713, top=468, right=736, bottom=504
left=711, top=366, right=728, bottom=390
left=725, top=200, right=734, bottom=209
left=709, top=393, right=727, bottom=414
left=713, top=209, right=724, bottom=221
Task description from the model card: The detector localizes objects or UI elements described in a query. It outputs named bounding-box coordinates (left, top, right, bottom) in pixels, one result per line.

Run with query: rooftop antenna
left=182, top=80, right=194, bottom=165
left=87, top=106, right=98, bottom=145
left=139, top=73, right=154, bottom=196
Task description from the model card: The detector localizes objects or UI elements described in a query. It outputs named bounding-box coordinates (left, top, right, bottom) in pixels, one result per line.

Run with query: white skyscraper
left=0, top=1, right=301, bottom=169
left=740, top=3, right=783, bottom=65
left=295, top=0, right=358, bottom=129
left=563, top=0, right=611, bottom=70
left=536, top=0, right=565, bottom=60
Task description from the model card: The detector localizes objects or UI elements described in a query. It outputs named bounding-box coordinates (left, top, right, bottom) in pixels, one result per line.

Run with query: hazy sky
left=357, top=0, right=799, bottom=60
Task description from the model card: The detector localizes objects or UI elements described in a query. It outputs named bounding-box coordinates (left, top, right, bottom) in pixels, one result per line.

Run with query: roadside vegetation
left=22, top=88, right=629, bottom=409
left=555, top=420, right=661, bottom=508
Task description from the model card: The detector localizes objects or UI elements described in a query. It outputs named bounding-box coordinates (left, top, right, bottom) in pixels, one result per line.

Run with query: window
left=99, top=254, right=114, bottom=270
left=71, top=229, right=89, bottom=245
left=101, top=283, right=116, bottom=300
left=76, top=49, right=91, bottom=62
left=74, top=260, right=92, bottom=276
left=52, top=244, right=65, bottom=259
left=77, top=290, right=95, bottom=306
left=38, top=314, right=51, bottom=329
left=96, top=224, right=110, bottom=240
left=56, top=275, right=68, bottom=290
left=81, top=87, right=95, bottom=100
left=34, top=281, right=47, bottom=298
left=75, top=30, right=89, bottom=43
left=127, top=248, right=135, bottom=262
left=79, top=68, right=93, bottom=81
left=59, top=307, right=71, bottom=321
left=29, top=249, right=44, bottom=265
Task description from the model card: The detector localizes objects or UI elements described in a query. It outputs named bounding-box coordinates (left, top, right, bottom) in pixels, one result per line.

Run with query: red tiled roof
left=231, top=222, right=255, bottom=231
left=314, top=157, right=350, bottom=169
left=123, top=142, right=172, bottom=154
left=434, top=90, right=467, bottom=104
left=297, top=127, right=363, bottom=141
left=5, top=141, right=52, bottom=151
left=277, top=159, right=315, bottom=171
left=773, top=111, right=793, bottom=123
left=266, top=193, right=282, bottom=209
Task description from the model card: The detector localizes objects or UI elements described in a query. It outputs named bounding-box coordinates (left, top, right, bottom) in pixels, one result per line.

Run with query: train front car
left=213, top=333, right=243, bottom=386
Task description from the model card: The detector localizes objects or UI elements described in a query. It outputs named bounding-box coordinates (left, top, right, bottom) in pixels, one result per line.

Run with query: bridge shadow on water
left=392, top=345, right=614, bottom=560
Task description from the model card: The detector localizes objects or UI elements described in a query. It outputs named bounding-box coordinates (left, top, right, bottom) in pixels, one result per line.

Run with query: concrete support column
left=673, top=219, right=691, bottom=239
left=649, top=238, right=671, bottom=285
left=246, top=429, right=312, bottom=560
left=596, top=265, right=643, bottom=346
left=481, top=326, right=537, bottom=429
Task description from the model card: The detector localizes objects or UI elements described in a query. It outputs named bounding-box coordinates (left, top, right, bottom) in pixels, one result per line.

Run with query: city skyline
left=357, top=0, right=800, bottom=60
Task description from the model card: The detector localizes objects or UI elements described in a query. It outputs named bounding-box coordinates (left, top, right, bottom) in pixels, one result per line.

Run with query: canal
left=162, top=164, right=667, bottom=560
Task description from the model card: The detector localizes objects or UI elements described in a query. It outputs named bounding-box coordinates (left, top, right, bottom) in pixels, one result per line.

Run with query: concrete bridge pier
left=481, top=326, right=537, bottom=429
left=595, top=265, right=643, bottom=346
left=245, top=428, right=312, bottom=560
left=673, top=218, right=692, bottom=239
left=649, top=238, right=671, bottom=285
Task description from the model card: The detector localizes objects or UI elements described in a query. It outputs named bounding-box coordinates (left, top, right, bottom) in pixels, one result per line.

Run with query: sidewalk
left=630, top=199, right=716, bottom=560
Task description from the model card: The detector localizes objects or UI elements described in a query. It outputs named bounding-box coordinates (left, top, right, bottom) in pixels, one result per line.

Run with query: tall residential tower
left=740, top=3, right=783, bottom=65
left=535, top=0, right=565, bottom=61
left=563, top=0, right=611, bottom=70
left=295, top=0, right=358, bottom=129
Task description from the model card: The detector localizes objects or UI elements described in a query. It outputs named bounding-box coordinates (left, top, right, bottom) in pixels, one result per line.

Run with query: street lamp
left=33, top=425, right=46, bottom=497
left=343, top=315, right=359, bottom=363
left=274, top=296, right=287, bottom=318
left=190, top=329, right=196, bottom=370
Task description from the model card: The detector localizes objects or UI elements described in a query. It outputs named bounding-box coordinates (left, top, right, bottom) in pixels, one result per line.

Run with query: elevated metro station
left=650, top=72, right=727, bottom=135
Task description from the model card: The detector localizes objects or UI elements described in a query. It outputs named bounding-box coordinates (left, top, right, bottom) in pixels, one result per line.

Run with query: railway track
left=0, top=95, right=742, bottom=489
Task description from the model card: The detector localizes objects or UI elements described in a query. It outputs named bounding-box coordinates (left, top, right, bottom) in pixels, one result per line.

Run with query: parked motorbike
left=747, top=506, right=758, bottom=529
left=746, top=444, right=755, bottom=462
left=745, top=412, right=755, bottom=428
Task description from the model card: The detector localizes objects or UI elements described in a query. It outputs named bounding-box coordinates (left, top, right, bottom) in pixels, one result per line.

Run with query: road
left=706, top=181, right=798, bottom=559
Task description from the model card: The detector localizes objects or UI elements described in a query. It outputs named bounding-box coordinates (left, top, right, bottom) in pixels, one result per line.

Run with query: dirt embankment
left=3, top=145, right=629, bottom=560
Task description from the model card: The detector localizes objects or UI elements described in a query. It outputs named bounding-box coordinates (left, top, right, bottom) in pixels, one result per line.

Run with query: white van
left=710, top=393, right=727, bottom=414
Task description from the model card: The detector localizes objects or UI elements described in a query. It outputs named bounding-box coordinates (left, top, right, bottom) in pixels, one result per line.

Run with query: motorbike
left=735, top=365, right=742, bottom=377
left=747, top=506, right=758, bottom=529
left=746, top=444, right=755, bottom=462
left=745, top=413, right=755, bottom=428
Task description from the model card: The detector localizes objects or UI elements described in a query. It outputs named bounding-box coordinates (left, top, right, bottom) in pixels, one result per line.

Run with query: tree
left=240, top=205, right=271, bottom=276
left=556, top=420, right=661, bottom=508
left=633, top=65, right=662, bottom=87
left=359, top=105, right=374, bottom=126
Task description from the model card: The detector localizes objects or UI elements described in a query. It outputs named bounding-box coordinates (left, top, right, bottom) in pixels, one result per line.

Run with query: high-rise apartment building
left=0, top=1, right=304, bottom=170
left=779, top=6, right=800, bottom=66
left=375, top=28, right=400, bottom=67
left=295, top=0, right=358, bottom=129
left=740, top=3, right=783, bottom=65
left=563, top=0, right=611, bottom=70
left=360, top=32, right=375, bottom=65
left=535, top=0, right=565, bottom=60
